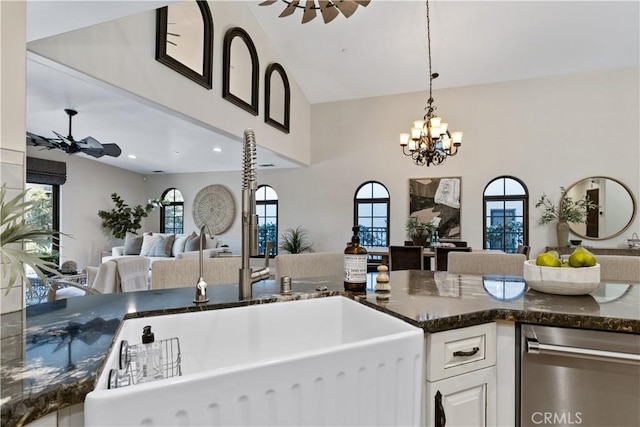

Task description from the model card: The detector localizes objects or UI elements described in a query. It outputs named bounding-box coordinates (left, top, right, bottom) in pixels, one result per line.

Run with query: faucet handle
left=263, top=241, right=272, bottom=268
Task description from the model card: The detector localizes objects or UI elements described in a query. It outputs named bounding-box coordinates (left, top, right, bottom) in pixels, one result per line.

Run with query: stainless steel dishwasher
left=520, top=324, right=640, bottom=427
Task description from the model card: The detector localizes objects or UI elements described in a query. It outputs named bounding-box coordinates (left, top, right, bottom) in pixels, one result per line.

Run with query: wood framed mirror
left=563, top=176, right=637, bottom=240
left=265, top=63, right=291, bottom=134
left=155, top=0, right=213, bottom=89
left=222, top=27, right=259, bottom=116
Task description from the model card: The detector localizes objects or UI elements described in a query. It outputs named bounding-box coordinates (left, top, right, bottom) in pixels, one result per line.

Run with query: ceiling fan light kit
left=259, top=0, right=370, bottom=24
left=26, top=109, right=122, bottom=158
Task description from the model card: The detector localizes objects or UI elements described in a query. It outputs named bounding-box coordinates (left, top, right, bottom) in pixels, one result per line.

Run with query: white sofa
left=102, top=232, right=227, bottom=266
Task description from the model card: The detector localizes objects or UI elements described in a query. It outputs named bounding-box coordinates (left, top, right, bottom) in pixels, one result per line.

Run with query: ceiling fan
left=26, top=109, right=122, bottom=158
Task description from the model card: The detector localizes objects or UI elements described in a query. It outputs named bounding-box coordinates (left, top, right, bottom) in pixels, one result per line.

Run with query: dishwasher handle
left=526, top=337, right=640, bottom=365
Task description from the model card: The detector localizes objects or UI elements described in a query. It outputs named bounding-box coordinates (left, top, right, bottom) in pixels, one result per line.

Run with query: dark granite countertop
left=2, top=271, right=639, bottom=426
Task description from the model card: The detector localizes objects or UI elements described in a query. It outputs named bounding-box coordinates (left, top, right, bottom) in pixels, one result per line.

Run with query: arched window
left=354, top=181, right=390, bottom=247
left=256, top=185, right=278, bottom=256
left=483, top=176, right=529, bottom=253
left=160, top=188, right=184, bottom=234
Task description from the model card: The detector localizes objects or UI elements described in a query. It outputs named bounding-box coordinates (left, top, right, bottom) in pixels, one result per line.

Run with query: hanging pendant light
left=399, top=0, right=463, bottom=166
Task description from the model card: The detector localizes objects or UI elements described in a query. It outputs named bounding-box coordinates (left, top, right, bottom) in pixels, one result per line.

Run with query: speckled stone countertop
left=2, top=271, right=639, bottom=426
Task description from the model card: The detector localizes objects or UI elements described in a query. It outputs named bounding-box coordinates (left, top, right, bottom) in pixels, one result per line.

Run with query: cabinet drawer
left=426, top=322, right=496, bottom=382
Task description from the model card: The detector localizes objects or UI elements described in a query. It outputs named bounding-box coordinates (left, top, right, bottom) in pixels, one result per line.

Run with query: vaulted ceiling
left=24, top=1, right=639, bottom=174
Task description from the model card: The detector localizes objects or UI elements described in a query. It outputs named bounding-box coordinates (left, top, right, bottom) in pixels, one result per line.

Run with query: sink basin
left=85, top=296, right=424, bottom=426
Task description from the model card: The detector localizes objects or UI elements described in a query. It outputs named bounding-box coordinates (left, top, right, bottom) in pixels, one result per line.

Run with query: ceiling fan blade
left=259, top=0, right=278, bottom=5
left=302, top=0, right=317, bottom=23
left=26, top=132, right=60, bottom=150
left=319, top=0, right=339, bottom=23
left=52, top=130, right=73, bottom=147
left=100, top=143, right=122, bottom=158
left=77, top=136, right=103, bottom=149
left=80, top=148, right=106, bottom=158
left=333, top=0, right=358, bottom=18
left=355, top=0, right=370, bottom=6
left=279, top=0, right=300, bottom=17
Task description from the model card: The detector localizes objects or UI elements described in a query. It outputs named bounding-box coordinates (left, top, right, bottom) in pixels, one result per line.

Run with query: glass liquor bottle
left=344, top=226, right=368, bottom=293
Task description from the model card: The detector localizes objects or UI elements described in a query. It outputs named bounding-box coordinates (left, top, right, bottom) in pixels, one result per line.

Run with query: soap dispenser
left=344, top=226, right=368, bottom=293
left=139, top=325, right=164, bottom=383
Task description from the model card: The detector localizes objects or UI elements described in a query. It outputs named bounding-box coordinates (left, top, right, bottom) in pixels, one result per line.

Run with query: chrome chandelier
left=399, top=0, right=463, bottom=167
left=259, top=0, right=370, bottom=24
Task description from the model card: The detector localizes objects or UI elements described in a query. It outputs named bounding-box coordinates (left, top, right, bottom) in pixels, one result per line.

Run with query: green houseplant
left=535, top=187, right=598, bottom=247
left=97, top=193, right=166, bottom=239
left=405, top=216, right=434, bottom=246
left=1, top=184, right=62, bottom=294
left=279, top=226, right=313, bottom=254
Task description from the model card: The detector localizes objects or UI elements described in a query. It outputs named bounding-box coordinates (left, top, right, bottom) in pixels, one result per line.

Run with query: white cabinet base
left=425, top=366, right=497, bottom=427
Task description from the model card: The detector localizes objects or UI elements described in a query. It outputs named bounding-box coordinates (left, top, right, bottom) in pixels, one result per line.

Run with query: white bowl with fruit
left=523, top=248, right=601, bottom=296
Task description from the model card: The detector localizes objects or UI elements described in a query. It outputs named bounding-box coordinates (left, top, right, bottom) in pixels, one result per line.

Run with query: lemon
left=568, top=248, right=596, bottom=268
left=536, top=252, right=561, bottom=267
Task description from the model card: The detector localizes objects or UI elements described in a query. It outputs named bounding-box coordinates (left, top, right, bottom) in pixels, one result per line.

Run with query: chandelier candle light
left=400, top=0, right=463, bottom=166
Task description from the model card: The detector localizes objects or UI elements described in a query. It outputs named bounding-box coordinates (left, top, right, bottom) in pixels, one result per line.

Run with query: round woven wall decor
left=192, top=184, right=235, bottom=235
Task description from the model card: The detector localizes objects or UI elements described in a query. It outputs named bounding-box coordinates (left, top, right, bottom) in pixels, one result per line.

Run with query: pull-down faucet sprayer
left=239, top=129, right=270, bottom=299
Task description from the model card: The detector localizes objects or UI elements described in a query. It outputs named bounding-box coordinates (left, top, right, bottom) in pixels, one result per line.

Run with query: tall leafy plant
left=1, top=184, right=61, bottom=294
left=98, top=193, right=166, bottom=239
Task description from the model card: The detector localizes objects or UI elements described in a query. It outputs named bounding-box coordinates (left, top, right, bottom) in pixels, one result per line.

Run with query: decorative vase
left=556, top=221, right=570, bottom=247
left=412, top=231, right=429, bottom=247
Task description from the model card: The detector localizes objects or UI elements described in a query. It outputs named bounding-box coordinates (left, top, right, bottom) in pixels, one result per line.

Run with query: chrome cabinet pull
left=453, top=346, right=479, bottom=357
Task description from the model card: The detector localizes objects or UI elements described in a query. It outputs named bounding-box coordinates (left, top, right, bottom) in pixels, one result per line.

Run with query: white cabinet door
left=424, top=366, right=496, bottom=427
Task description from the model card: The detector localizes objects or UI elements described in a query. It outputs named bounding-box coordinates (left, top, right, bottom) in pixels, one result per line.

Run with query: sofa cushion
left=185, top=232, right=204, bottom=252
left=123, top=232, right=144, bottom=255
left=140, top=233, right=175, bottom=257
left=171, top=233, right=192, bottom=257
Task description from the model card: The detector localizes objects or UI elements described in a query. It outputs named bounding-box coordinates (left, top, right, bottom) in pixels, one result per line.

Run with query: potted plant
left=535, top=187, right=598, bottom=247
left=405, top=216, right=435, bottom=247
left=1, top=184, right=62, bottom=294
left=97, top=193, right=166, bottom=239
left=279, top=226, right=313, bottom=254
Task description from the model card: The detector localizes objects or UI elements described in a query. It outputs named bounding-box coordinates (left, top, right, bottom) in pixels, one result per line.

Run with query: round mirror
left=563, top=176, right=637, bottom=240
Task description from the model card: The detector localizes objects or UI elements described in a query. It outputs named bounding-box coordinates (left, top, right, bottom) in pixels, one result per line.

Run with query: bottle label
left=344, top=254, right=367, bottom=283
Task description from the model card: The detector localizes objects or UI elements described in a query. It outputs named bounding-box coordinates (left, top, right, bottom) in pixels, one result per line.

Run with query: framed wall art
left=155, top=0, right=214, bottom=89
left=409, top=177, right=461, bottom=239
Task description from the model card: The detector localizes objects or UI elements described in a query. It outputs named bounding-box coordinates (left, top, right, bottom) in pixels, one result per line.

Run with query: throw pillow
left=140, top=234, right=176, bottom=257
left=184, top=232, right=203, bottom=252
left=123, top=232, right=144, bottom=255
left=172, top=233, right=191, bottom=257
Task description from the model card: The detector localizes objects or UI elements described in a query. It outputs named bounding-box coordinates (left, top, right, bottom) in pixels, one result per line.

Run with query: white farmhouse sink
left=85, top=296, right=424, bottom=426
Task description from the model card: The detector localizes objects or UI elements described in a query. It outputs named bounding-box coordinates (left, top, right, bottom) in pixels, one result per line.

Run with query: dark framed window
left=354, top=181, right=390, bottom=248
left=25, top=157, right=65, bottom=259
left=483, top=176, right=529, bottom=253
left=24, top=183, right=59, bottom=257
left=256, top=185, right=278, bottom=257
left=160, top=188, right=184, bottom=234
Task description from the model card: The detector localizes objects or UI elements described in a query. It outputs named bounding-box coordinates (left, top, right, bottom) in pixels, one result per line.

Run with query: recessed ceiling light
left=173, top=151, right=180, bottom=155
left=128, top=154, right=137, bottom=159
left=213, top=147, right=222, bottom=152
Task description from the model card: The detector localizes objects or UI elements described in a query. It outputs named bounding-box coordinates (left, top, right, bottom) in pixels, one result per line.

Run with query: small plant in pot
left=405, top=217, right=435, bottom=247
left=535, top=187, right=598, bottom=247
left=279, top=226, right=313, bottom=254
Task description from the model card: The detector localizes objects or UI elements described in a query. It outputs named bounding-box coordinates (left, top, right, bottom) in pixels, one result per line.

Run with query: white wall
left=20, top=3, right=640, bottom=268
left=147, top=67, right=639, bottom=260
left=27, top=1, right=311, bottom=166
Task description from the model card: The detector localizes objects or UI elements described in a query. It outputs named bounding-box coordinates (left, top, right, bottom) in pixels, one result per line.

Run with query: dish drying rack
left=108, top=337, right=182, bottom=389
left=629, top=232, right=640, bottom=249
